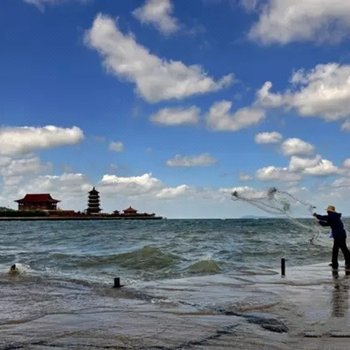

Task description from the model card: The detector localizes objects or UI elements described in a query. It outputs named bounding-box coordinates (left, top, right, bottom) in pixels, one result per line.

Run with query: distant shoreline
left=0, top=216, right=163, bottom=221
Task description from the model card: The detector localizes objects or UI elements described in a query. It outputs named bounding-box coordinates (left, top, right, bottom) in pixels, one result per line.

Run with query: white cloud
left=0, top=126, right=84, bottom=156
left=22, top=173, right=91, bottom=195
left=99, top=173, right=162, bottom=195
left=156, top=184, right=190, bottom=199
left=109, top=141, right=124, bottom=152
left=24, top=0, right=64, bottom=7
left=166, top=153, right=217, bottom=167
left=0, top=156, right=51, bottom=178
left=343, top=159, right=350, bottom=168
left=288, top=155, right=322, bottom=172
left=85, top=14, right=233, bottom=103
left=150, top=106, right=200, bottom=126
left=23, top=0, right=87, bottom=10
left=230, top=185, right=269, bottom=199
left=257, top=64, right=350, bottom=121
left=255, top=131, right=282, bottom=144
left=332, top=177, right=350, bottom=190
left=207, top=100, right=265, bottom=131
left=341, top=120, right=350, bottom=131
left=302, top=159, right=339, bottom=176
left=0, top=156, right=51, bottom=187
left=133, top=0, right=179, bottom=35
left=256, top=166, right=302, bottom=182
left=239, top=173, right=253, bottom=181
left=281, top=138, right=315, bottom=156
left=240, top=0, right=260, bottom=12
left=256, top=81, right=283, bottom=107
left=249, top=0, right=350, bottom=44
left=288, top=155, right=338, bottom=176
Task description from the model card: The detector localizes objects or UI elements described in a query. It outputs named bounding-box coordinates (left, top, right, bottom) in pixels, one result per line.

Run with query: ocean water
left=2, top=218, right=349, bottom=348
left=0, top=218, right=339, bottom=284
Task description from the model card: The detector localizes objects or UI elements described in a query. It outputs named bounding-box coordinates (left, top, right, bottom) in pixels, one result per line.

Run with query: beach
left=1, top=263, right=350, bottom=349
left=0, top=219, right=349, bottom=348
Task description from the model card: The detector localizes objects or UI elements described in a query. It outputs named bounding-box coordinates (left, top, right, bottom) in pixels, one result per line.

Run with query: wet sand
left=1, top=263, right=350, bottom=349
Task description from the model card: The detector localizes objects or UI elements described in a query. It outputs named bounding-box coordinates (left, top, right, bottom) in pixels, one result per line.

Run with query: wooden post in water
left=113, top=277, right=122, bottom=288
left=281, top=258, right=286, bottom=277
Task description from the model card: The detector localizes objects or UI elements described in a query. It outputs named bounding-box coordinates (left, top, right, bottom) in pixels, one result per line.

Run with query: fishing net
left=232, top=187, right=321, bottom=243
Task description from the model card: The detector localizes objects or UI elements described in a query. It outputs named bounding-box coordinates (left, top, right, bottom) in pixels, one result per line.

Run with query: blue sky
left=1, top=0, right=350, bottom=218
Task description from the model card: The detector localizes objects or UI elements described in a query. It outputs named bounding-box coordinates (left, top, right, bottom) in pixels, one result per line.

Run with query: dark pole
left=281, top=258, right=286, bottom=276
left=113, top=277, right=121, bottom=288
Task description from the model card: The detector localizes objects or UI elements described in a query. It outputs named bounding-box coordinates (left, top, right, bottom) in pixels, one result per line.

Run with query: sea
left=1, top=218, right=348, bottom=348
left=0, top=218, right=337, bottom=284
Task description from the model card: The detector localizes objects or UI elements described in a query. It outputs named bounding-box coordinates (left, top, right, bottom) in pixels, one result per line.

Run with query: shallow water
left=1, top=218, right=350, bottom=348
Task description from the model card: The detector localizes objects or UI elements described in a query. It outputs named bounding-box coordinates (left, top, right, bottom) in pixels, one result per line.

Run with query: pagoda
left=86, top=187, right=101, bottom=214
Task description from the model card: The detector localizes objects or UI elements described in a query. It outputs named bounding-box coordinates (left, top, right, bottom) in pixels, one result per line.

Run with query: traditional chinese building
left=86, top=187, right=101, bottom=214
left=117, top=206, right=156, bottom=218
left=15, top=194, right=60, bottom=211
left=122, top=206, right=138, bottom=216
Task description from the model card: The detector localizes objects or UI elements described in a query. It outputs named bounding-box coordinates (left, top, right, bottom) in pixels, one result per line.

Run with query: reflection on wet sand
left=331, top=269, right=350, bottom=318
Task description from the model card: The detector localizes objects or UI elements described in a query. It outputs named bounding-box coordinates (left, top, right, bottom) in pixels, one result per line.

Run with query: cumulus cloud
left=109, top=141, right=124, bottom=152
left=0, top=156, right=52, bottom=187
left=256, top=166, right=301, bottom=182
left=288, top=155, right=322, bottom=172
left=99, top=173, right=162, bottom=195
left=156, top=184, right=190, bottom=199
left=166, top=153, right=217, bottom=167
left=207, top=100, right=265, bottom=131
left=248, top=0, right=350, bottom=44
left=257, top=64, right=350, bottom=121
left=343, top=159, right=350, bottom=168
left=0, top=156, right=51, bottom=178
left=255, top=131, right=282, bottom=144
left=288, top=155, right=338, bottom=176
left=302, top=159, right=339, bottom=176
left=256, top=81, right=283, bottom=108
left=24, top=173, right=91, bottom=195
left=85, top=14, right=233, bottom=103
left=281, top=138, right=315, bottom=157
left=133, top=0, right=179, bottom=35
left=0, top=126, right=84, bottom=156
left=341, top=120, right=350, bottom=131
left=150, top=106, right=200, bottom=126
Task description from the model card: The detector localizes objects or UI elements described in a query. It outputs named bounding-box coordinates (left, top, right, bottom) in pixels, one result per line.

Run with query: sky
left=1, top=0, right=350, bottom=218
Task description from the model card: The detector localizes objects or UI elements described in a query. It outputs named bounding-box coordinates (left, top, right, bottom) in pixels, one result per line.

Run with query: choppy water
left=2, top=218, right=350, bottom=347
left=0, top=218, right=340, bottom=284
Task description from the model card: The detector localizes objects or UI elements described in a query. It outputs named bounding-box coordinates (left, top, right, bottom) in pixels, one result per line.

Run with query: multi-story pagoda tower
left=87, top=187, right=101, bottom=214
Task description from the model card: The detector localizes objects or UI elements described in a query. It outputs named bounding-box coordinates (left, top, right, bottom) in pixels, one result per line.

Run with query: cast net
left=232, top=187, right=321, bottom=243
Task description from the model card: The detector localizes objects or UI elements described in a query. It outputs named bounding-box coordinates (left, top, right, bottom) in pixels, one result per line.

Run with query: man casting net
left=232, top=187, right=321, bottom=243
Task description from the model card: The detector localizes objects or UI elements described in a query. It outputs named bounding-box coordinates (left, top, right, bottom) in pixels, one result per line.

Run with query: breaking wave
left=187, top=259, right=221, bottom=274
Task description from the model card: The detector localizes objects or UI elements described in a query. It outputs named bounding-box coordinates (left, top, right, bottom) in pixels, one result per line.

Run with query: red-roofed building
left=122, top=206, right=138, bottom=215
left=15, top=194, right=60, bottom=211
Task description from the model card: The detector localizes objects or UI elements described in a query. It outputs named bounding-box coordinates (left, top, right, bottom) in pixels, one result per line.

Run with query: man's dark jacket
left=314, top=211, right=346, bottom=239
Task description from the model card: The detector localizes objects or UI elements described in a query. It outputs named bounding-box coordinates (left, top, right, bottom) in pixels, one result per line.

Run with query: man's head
left=326, top=205, right=336, bottom=213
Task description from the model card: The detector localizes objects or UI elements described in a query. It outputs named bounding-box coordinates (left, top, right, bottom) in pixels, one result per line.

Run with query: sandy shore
left=1, top=263, right=350, bottom=349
